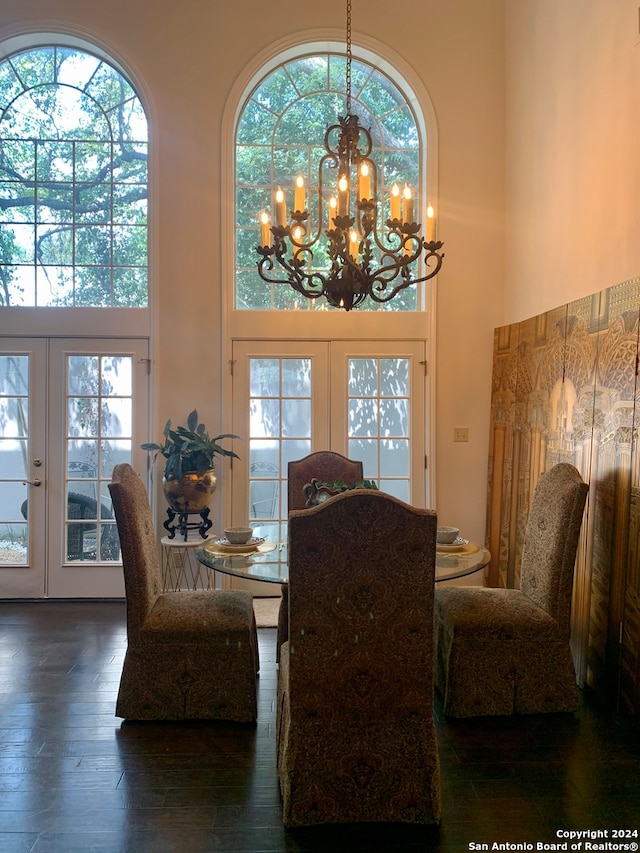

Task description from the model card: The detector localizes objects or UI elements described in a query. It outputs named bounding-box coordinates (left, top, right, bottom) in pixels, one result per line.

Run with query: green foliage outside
left=0, top=46, right=425, bottom=313
left=236, top=53, right=424, bottom=312
left=0, top=46, right=148, bottom=307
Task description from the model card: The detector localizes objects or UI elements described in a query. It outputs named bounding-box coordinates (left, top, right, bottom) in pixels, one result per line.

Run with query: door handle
left=23, top=478, right=42, bottom=487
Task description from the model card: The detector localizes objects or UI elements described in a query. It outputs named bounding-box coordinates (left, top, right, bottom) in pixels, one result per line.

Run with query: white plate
left=214, top=537, right=265, bottom=553
left=436, top=536, right=469, bottom=552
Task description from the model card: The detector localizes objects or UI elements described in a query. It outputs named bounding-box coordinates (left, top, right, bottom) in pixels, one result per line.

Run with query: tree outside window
left=235, top=53, right=423, bottom=312
left=0, top=46, right=148, bottom=307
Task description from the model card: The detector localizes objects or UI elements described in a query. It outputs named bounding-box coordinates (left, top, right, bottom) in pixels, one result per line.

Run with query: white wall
left=504, top=0, right=640, bottom=325
left=0, top=0, right=505, bottom=546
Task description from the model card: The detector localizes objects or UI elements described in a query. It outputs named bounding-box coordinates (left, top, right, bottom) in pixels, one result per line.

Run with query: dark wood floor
left=0, top=601, right=639, bottom=853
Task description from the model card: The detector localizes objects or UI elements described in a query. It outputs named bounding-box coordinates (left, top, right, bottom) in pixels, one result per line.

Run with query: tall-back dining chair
left=109, top=463, right=259, bottom=722
left=287, top=450, right=364, bottom=512
left=278, top=451, right=365, bottom=657
left=434, top=462, right=588, bottom=717
left=277, top=489, right=440, bottom=827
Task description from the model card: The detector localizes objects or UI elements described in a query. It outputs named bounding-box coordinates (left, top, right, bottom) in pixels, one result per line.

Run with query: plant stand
left=163, top=507, right=212, bottom=541
left=160, top=534, right=213, bottom=591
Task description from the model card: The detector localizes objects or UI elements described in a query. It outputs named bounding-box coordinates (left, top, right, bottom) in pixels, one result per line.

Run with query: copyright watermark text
left=468, top=830, right=639, bottom=852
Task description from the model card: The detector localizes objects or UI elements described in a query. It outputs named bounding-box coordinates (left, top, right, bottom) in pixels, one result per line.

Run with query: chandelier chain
left=346, top=0, right=352, bottom=114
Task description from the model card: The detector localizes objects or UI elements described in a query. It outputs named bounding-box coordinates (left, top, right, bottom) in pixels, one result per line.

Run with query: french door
left=230, top=339, right=427, bottom=548
left=0, top=337, right=150, bottom=598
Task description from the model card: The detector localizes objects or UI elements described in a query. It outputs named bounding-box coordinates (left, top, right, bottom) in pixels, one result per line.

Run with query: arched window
left=235, top=50, right=425, bottom=311
left=0, top=45, right=148, bottom=307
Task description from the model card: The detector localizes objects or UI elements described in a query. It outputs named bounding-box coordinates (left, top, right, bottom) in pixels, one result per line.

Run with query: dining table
left=195, top=536, right=491, bottom=587
left=196, top=535, right=490, bottom=656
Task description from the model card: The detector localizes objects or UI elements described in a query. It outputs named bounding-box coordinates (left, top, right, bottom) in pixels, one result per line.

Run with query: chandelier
left=255, top=0, right=445, bottom=311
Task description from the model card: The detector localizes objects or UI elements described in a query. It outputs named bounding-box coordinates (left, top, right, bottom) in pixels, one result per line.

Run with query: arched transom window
left=0, top=45, right=148, bottom=307
left=235, top=51, right=424, bottom=311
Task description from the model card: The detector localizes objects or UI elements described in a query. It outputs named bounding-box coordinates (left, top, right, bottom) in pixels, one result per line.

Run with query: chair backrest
left=287, top=489, right=437, bottom=717
left=108, top=463, right=162, bottom=637
left=287, top=451, right=363, bottom=513
left=520, top=462, right=588, bottom=633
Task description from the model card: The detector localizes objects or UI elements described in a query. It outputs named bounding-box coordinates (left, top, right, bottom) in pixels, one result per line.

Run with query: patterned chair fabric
left=109, top=463, right=259, bottom=722
left=277, top=489, right=440, bottom=828
left=287, top=450, right=364, bottom=512
left=277, top=451, right=365, bottom=659
left=434, top=463, right=588, bottom=717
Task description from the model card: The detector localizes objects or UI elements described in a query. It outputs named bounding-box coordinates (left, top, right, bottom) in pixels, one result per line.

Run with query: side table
left=161, top=534, right=214, bottom=591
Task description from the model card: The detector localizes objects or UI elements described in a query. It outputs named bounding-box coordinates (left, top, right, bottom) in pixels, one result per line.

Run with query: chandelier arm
left=367, top=246, right=445, bottom=298
left=257, top=238, right=301, bottom=283
left=354, top=122, right=373, bottom=161
left=257, top=243, right=330, bottom=300
left=369, top=222, right=424, bottom=263
left=323, top=123, right=343, bottom=157
left=256, top=260, right=325, bottom=300
left=290, top=215, right=321, bottom=252
left=366, top=276, right=413, bottom=304
left=288, top=273, right=328, bottom=300
left=369, top=221, right=403, bottom=256
left=318, top=150, right=339, bottom=233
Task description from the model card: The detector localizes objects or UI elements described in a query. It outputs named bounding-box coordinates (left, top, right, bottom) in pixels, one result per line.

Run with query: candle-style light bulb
left=358, top=162, right=371, bottom=201
left=337, top=173, right=349, bottom=216
left=390, top=183, right=401, bottom=221
left=294, top=175, right=305, bottom=213
left=292, top=225, right=303, bottom=260
left=349, top=229, right=359, bottom=260
left=275, top=187, right=286, bottom=227
left=259, top=210, right=271, bottom=247
left=328, top=196, right=337, bottom=227
left=426, top=204, right=435, bottom=242
left=402, top=185, right=414, bottom=224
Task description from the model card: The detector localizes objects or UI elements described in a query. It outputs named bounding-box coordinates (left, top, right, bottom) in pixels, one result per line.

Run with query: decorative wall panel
left=486, top=277, right=640, bottom=717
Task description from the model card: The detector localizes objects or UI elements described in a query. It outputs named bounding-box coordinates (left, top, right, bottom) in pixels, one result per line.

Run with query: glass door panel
left=0, top=337, right=149, bottom=598
left=0, top=340, right=47, bottom=597
left=346, top=357, right=411, bottom=500
left=331, top=341, right=427, bottom=507
left=0, top=355, right=29, bottom=565
left=48, top=339, right=149, bottom=597
left=231, top=338, right=427, bottom=539
left=64, top=353, right=133, bottom=564
left=232, top=342, right=330, bottom=550
left=248, top=356, right=314, bottom=528
left=229, top=339, right=427, bottom=593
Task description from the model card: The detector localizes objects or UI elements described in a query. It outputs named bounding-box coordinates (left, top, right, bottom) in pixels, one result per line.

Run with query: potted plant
left=141, top=409, right=240, bottom=514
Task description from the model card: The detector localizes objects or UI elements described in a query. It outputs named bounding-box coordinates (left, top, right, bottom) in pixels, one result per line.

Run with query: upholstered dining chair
left=287, top=450, right=364, bottom=512
left=109, top=463, right=259, bottom=722
left=434, top=462, right=588, bottom=717
left=277, top=488, right=440, bottom=828
left=277, top=451, right=365, bottom=658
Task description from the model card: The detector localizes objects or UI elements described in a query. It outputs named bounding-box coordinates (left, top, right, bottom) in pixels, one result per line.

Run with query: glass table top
left=196, top=539, right=490, bottom=585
